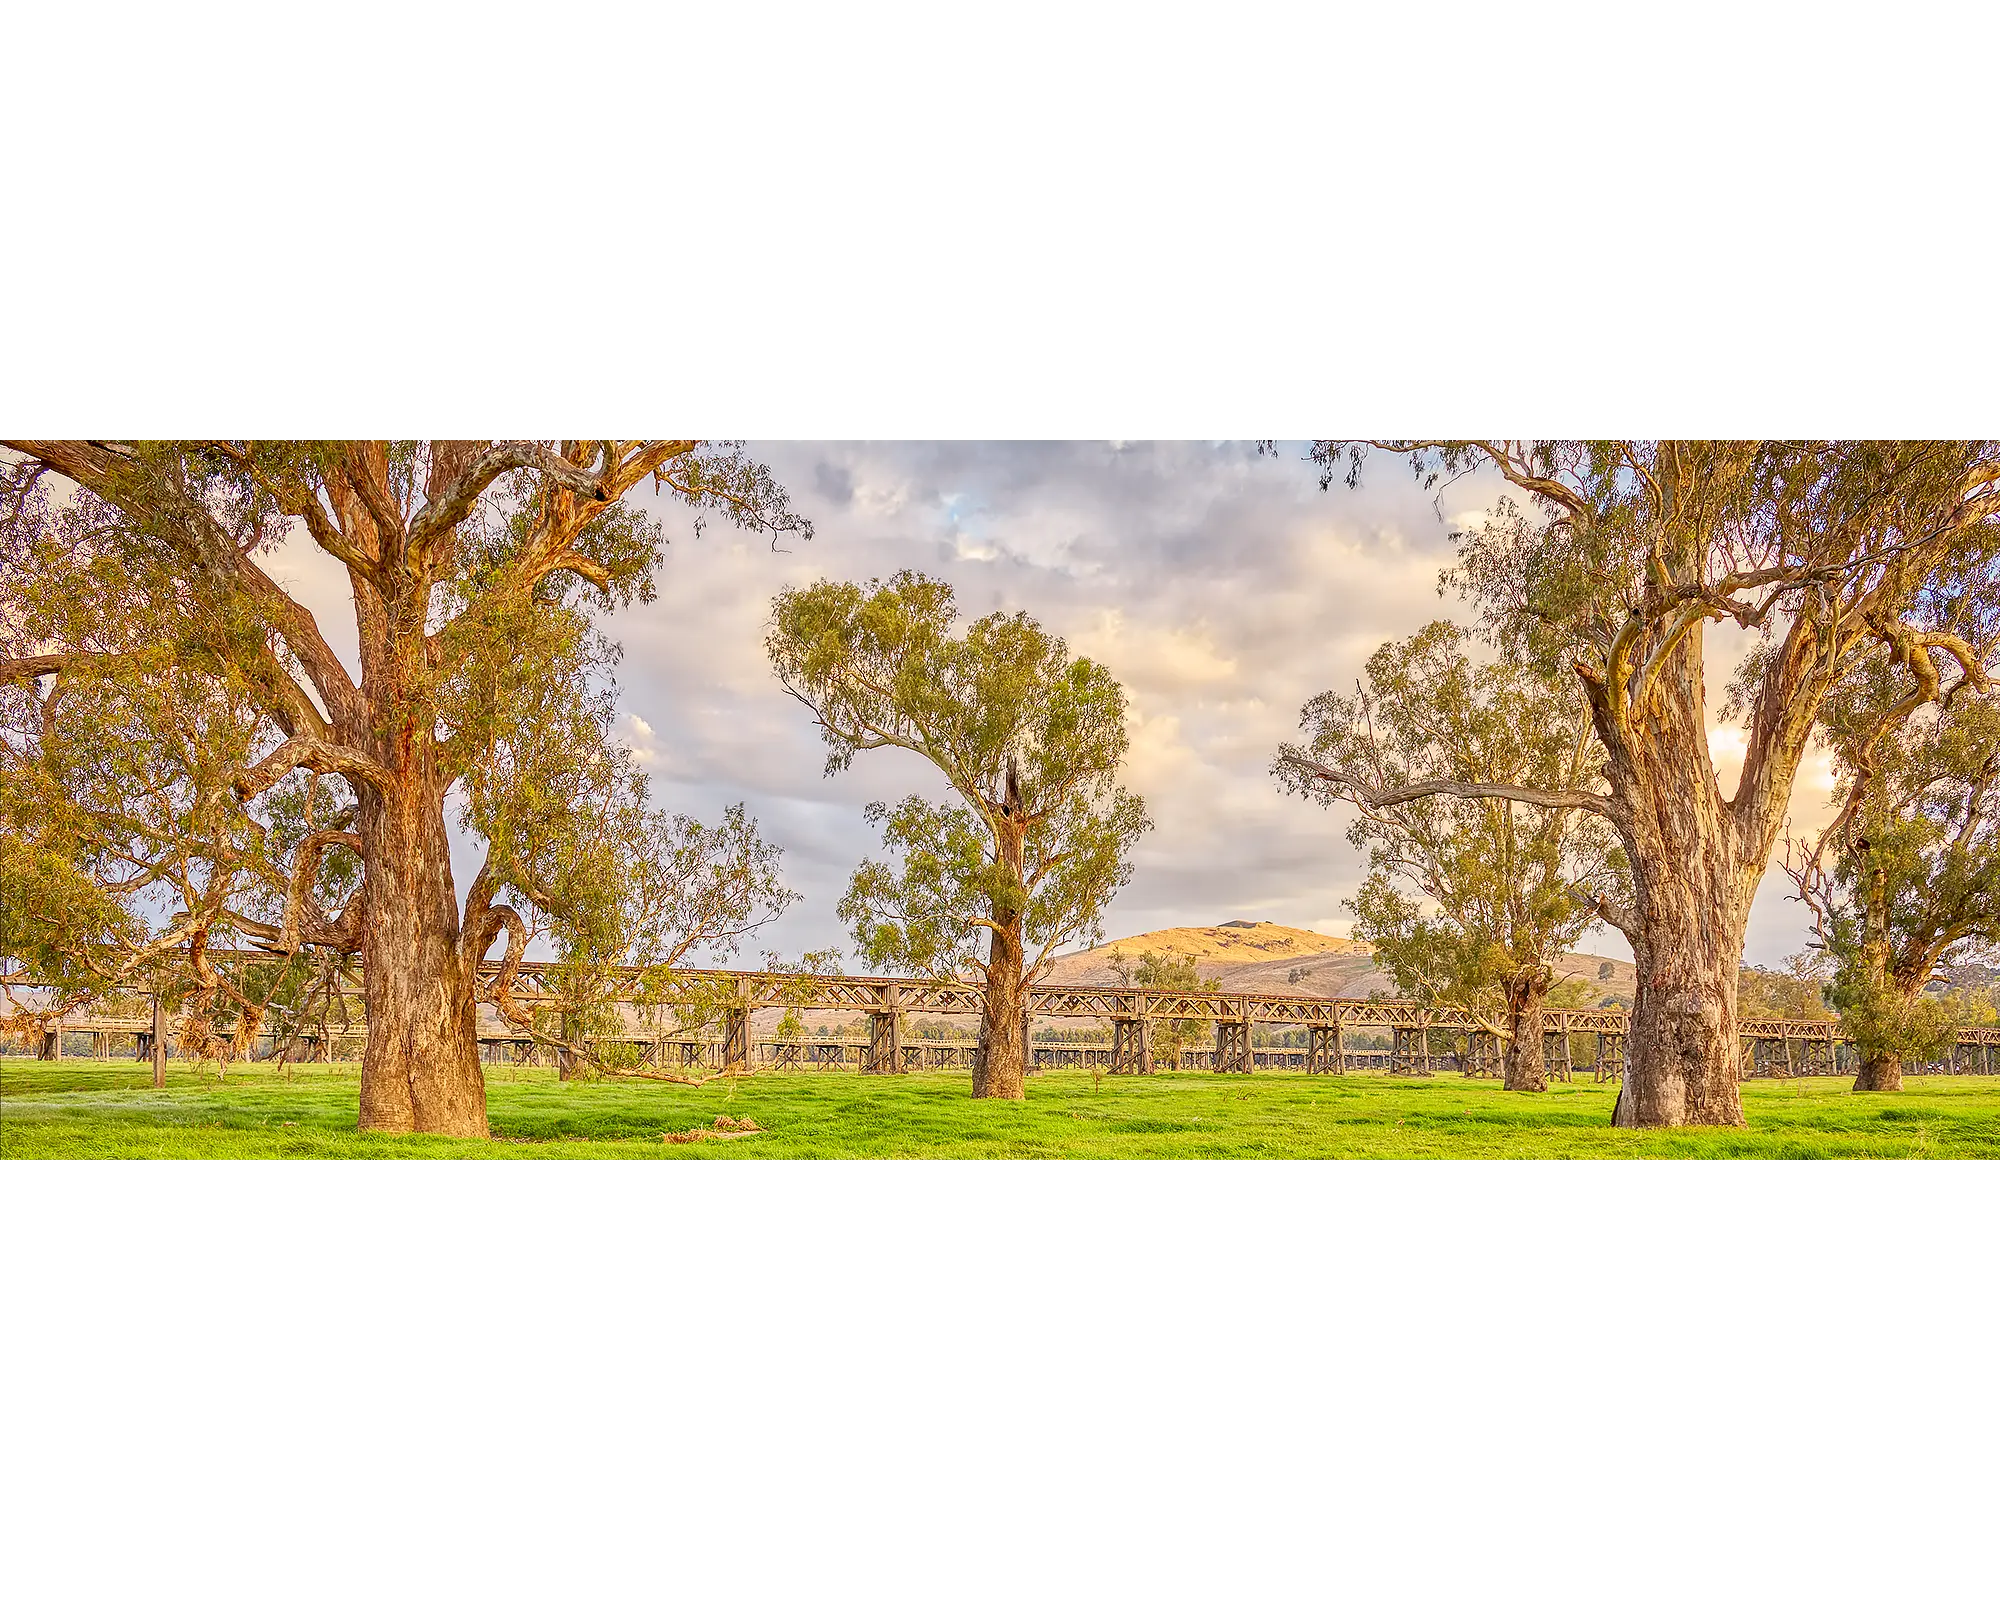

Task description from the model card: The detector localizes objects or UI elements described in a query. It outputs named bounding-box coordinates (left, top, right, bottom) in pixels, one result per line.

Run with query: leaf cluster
left=1793, top=660, right=2000, bottom=1056
left=768, top=572, right=1151, bottom=988
left=1277, top=621, right=1627, bottom=1031
left=1737, top=954, right=1834, bottom=1021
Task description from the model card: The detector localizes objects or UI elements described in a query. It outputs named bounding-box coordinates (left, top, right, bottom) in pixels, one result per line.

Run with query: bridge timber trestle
left=10, top=955, right=2000, bottom=1078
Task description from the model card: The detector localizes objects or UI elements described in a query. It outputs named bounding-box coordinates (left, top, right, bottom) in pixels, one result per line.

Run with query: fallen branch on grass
left=607, top=1067, right=733, bottom=1086
left=661, top=1115, right=763, bottom=1145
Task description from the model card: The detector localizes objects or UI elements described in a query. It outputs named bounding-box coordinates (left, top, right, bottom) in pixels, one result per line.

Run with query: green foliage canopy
left=766, top=571, right=1151, bottom=988
left=1736, top=955, right=1834, bottom=1022
left=1275, top=621, right=1629, bottom=1034
left=1, top=442, right=809, bottom=1051
left=1296, top=441, right=2000, bottom=932
left=1789, top=616, right=2000, bottom=1062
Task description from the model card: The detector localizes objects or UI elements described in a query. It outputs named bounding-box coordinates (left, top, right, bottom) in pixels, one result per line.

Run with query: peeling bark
left=231, top=1002, right=265, bottom=1063
left=1500, top=968, right=1550, bottom=1092
left=1853, top=1051, right=1904, bottom=1092
left=1593, top=630, right=1759, bottom=1129
left=1848, top=858, right=1907, bottom=1094
left=352, top=779, right=486, bottom=1136
left=973, top=801, right=1029, bottom=1102
left=973, top=937, right=1027, bottom=1102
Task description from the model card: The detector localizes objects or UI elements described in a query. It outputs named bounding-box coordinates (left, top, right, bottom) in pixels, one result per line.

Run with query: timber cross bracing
left=11, top=954, right=2000, bottom=1075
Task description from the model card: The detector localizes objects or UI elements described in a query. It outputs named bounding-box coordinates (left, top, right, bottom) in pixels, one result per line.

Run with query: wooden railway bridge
left=13, top=957, right=2000, bottom=1081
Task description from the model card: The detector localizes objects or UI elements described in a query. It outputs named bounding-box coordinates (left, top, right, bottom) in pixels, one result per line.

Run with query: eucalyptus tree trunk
left=1595, top=632, right=1771, bottom=1130
left=1851, top=966, right=1924, bottom=1092
left=973, top=797, right=1029, bottom=1102
left=557, top=1009, right=587, bottom=1082
left=1500, top=969, right=1550, bottom=1092
left=1849, top=859, right=1904, bottom=1092
left=1853, top=1050, right=1904, bottom=1092
left=353, top=774, right=487, bottom=1136
left=1617, top=841, right=1755, bottom=1126
left=342, top=513, right=492, bottom=1137
left=974, top=929, right=1028, bottom=1101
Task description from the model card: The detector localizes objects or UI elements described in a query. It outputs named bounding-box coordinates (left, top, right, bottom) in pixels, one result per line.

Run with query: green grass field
left=4, top=1057, right=1998, bottom=1157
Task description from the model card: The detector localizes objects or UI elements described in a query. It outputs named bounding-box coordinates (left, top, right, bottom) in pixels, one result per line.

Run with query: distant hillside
left=1935, top=960, right=1999, bottom=993
left=1045, top=921, right=1637, bottom=1009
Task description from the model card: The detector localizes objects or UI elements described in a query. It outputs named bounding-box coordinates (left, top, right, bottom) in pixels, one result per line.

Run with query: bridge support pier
left=1390, top=1025, right=1432, bottom=1076
left=1462, top=1031, right=1502, bottom=1078
left=1306, top=1022, right=1345, bottom=1074
left=866, top=983, right=904, bottom=1074
left=1213, top=1017, right=1251, bottom=1073
left=723, top=989, right=751, bottom=1074
left=1111, top=1015, right=1152, bottom=1074
left=1543, top=1028, right=1575, bottom=1083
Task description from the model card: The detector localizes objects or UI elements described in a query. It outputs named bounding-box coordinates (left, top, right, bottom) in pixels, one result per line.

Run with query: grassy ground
left=4, top=1057, right=1998, bottom=1158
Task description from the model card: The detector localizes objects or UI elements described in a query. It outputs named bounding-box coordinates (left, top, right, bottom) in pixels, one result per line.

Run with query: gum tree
left=766, top=571, right=1150, bottom=1100
left=1292, top=440, right=1999, bottom=1127
left=0, top=527, right=353, bottom=1074
left=1275, top=621, right=1628, bottom=1091
left=1, top=441, right=809, bottom=1135
left=1783, top=609, right=2000, bottom=1089
left=1737, top=956, right=1834, bottom=1023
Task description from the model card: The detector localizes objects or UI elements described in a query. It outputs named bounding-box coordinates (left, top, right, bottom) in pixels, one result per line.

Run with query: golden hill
left=1046, top=921, right=1636, bottom=1008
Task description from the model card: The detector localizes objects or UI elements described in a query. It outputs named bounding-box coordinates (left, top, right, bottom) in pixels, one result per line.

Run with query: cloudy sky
left=265, top=441, right=1833, bottom=969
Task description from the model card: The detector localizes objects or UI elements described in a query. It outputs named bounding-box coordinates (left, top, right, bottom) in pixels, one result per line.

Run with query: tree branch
left=258, top=829, right=363, bottom=956
left=199, top=441, right=389, bottom=592
left=232, top=736, right=395, bottom=802
left=2, top=439, right=359, bottom=733
left=1278, top=752, right=1623, bottom=823
left=407, top=440, right=619, bottom=569
left=479, top=904, right=536, bottom=1031
left=0, top=651, right=145, bottom=686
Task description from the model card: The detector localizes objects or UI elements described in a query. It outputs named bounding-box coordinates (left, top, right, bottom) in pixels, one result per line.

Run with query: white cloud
left=623, top=713, right=661, bottom=769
